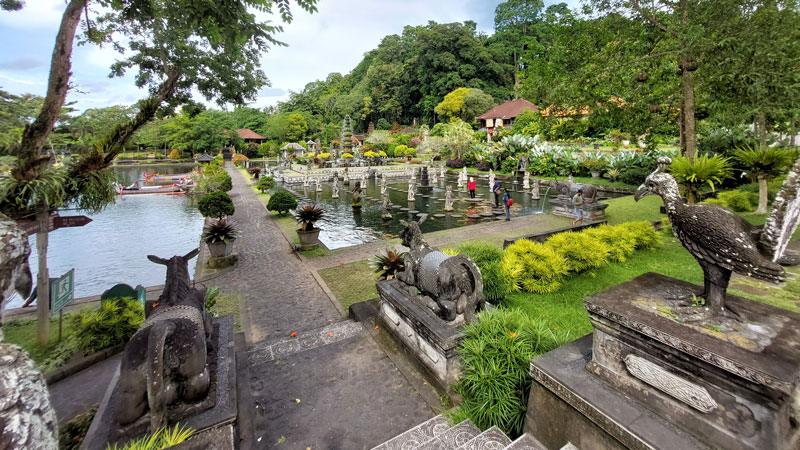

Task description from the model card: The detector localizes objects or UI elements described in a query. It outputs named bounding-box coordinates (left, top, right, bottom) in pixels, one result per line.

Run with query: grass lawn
left=317, top=260, right=378, bottom=311
left=4, top=316, right=79, bottom=367
left=212, top=292, right=242, bottom=332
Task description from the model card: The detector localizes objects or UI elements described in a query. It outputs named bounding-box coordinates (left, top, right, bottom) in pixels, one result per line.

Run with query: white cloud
left=0, top=0, right=64, bottom=29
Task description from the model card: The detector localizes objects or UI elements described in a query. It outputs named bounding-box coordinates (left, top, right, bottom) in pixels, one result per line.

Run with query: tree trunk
left=757, top=113, right=767, bottom=150
left=679, top=97, right=685, bottom=154
left=757, top=175, right=768, bottom=214
left=18, top=0, right=87, bottom=164
left=791, top=116, right=797, bottom=148
left=35, top=203, right=50, bottom=345
left=681, top=63, right=697, bottom=162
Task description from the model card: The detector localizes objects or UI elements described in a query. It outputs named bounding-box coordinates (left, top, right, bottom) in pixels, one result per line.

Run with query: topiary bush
left=266, top=189, right=297, bottom=215
left=232, top=154, right=248, bottom=167
left=621, top=221, right=662, bottom=249
left=583, top=224, right=637, bottom=262
left=502, top=240, right=569, bottom=294
left=446, top=158, right=465, bottom=169
left=168, top=149, right=180, bottom=160
left=197, top=191, right=235, bottom=219
left=545, top=232, right=612, bottom=273
left=452, top=308, right=568, bottom=437
left=455, top=242, right=515, bottom=303
left=717, top=190, right=757, bottom=212
left=256, top=176, right=275, bottom=193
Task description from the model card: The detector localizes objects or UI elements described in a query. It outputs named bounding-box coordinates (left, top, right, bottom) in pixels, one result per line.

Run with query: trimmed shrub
left=69, top=298, right=144, bottom=354
left=621, top=221, right=662, bottom=249
left=256, top=176, right=275, bottom=193
left=717, top=190, right=757, bottom=212
left=198, top=191, right=235, bottom=219
left=168, top=149, right=180, bottom=160
left=476, top=161, right=491, bottom=171
left=232, top=154, right=248, bottom=167
left=618, top=166, right=651, bottom=186
left=453, top=308, right=568, bottom=436
left=502, top=240, right=569, bottom=294
left=446, top=159, right=465, bottom=169
left=545, top=232, right=612, bottom=273
left=583, top=224, right=637, bottom=262
left=266, top=189, right=297, bottom=215
left=455, top=242, right=514, bottom=303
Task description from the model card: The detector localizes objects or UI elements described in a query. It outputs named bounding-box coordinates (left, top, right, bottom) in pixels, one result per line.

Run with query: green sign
left=135, top=284, right=147, bottom=306
left=51, top=269, right=74, bottom=314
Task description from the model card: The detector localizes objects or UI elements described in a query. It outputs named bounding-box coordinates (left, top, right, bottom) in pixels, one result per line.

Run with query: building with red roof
left=476, top=99, right=538, bottom=130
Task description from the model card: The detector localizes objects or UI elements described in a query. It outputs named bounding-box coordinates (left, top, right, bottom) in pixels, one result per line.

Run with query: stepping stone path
left=480, top=212, right=495, bottom=217
left=409, top=210, right=419, bottom=214
left=433, top=214, right=447, bottom=218
left=449, top=214, right=462, bottom=218
left=466, top=214, right=481, bottom=219
left=371, top=415, right=552, bottom=450
left=400, top=207, right=410, bottom=211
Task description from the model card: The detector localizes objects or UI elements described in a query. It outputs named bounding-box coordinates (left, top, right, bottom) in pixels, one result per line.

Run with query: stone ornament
left=331, top=179, right=339, bottom=199
left=444, top=185, right=454, bottom=211
left=303, top=173, right=309, bottom=187
left=624, top=354, right=718, bottom=413
left=408, top=181, right=416, bottom=201
left=343, top=167, right=349, bottom=185
left=439, top=164, right=445, bottom=179
left=360, top=174, right=367, bottom=189
left=396, top=219, right=484, bottom=323
left=315, top=177, right=322, bottom=192
left=523, top=171, right=530, bottom=190
left=635, top=156, right=800, bottom=318
left=0, top=214, right=57, bottom=450
left=382, top=193, right=392, bottom=220
left=489, top=169, right=495, bottom=188
left=532, top=178, right=540, bottom=199
left=380, top=176, right=387, bottom=196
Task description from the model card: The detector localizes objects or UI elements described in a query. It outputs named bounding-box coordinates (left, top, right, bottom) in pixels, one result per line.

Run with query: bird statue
left=635, top=156, right=800, bottom=319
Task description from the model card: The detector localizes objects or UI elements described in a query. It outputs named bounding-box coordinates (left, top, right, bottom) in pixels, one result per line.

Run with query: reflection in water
left=5, top=165, right=203, bottom=309
left=285, top=175, right=627, bottom=250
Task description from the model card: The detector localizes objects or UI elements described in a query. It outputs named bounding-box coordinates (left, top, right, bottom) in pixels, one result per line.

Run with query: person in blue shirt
left=492, top=180, right=501, bottom=207
left=503, top=188, right=511, bottom=221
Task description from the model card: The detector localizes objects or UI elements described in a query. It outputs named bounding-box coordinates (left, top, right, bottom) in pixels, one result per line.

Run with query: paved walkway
left=217, top=168, right=435, bottom=449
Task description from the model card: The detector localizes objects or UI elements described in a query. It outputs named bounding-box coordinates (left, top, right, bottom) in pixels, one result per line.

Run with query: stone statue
left=489, top=169, right=495, bottom=189
left=462, top=166, right=467, bottom=182
left=444, top=185, right=454, bottom=211
left=396, top=219, right=485, bottom=322
left=532, top=178, right=540, bottom=200
left=0, top=214, right=57, bottom=450
left=331, top=178, right=339, bottom=199
left=408, top=180, right=416, bottom=201
left=457, top=173, right=464, bottom=189
left=380, top=176, right=387, bottom=196
left=382, top=193, right=392, bottom=220
left=352, top=185, right=362, bottom=208
left=118, top=249, right=210, bottom=432
left=439, top=164, right=446, bottom=179
left=315, top=177, right=322, bottom=192
left=360, top=174, right=367, bottom=189
left=523, top=171, right=530, bottom=190
left=431, top=169, right=438, bottom=184
left=303, top=173, right=309, bottom=188
left=343, top=167, right=350, bottom=185
left=549, top=179, right=598, bottom=203
left=635, top=156, right=800, bottom=319
left=568, top=174, right=574, bottom=185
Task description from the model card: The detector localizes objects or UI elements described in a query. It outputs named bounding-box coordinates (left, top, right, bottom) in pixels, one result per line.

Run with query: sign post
left=51, top=269, right=74, bottom=341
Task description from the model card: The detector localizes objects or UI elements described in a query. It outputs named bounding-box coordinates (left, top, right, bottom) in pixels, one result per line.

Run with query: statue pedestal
left=549, top=196, right=608, bottom=221
left=81, top=315, right=237, bottom=450
left=524, top=273, right=800, bottom=450
left=376, top=279, right=464, bottom=391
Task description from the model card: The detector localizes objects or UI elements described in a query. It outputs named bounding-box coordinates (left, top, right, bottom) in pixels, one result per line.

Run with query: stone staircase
left=371, top=415, right=566, bottom=450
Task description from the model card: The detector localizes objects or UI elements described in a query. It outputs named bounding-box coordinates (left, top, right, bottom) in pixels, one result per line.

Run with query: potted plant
left=202, top=219, right=239, bottom=257
left=295, top=204, right=325, bottom=249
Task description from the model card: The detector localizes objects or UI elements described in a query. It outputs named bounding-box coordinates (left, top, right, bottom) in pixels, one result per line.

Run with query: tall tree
left=1, top=0, right=317, bottom=344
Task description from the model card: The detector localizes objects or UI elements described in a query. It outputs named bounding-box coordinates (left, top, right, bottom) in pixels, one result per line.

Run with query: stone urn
left=207, top=240, right=234, bottom=257
left=296, top=228, right=321, bottom=250
left=591, top=171, right=602, bottom=179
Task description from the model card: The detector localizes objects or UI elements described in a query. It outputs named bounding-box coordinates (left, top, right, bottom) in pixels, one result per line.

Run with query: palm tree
left=733, top=146, right=794, bottom=214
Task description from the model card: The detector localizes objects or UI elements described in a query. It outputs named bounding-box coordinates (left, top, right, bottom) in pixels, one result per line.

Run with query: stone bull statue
left=117, top=249, right=211, bottom=432
left=550, top=178, right=599, bottom=203
left=397, top=218, right=484, bottom=323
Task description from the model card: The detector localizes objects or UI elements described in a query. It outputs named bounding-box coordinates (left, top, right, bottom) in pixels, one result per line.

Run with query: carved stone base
left=81, top=315, right=237, bottom=450
left=376, top=279, right=464, bottom=391
left=583, top=273, right=800, bottom=450
left=549, top=197, right=608, bottom=221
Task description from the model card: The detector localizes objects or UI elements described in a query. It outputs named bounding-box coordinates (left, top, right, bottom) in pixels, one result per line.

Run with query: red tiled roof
left=236, top=129, right=265, bottom=140
left=476, top=99, right=538, bottom=120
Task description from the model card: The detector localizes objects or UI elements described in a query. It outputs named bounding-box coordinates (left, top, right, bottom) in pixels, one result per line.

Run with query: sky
left=0, top=0, right=566, bottom=113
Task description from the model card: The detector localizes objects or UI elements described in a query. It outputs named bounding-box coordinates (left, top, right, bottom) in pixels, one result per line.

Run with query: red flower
left=290, top=332, right=297, bottom=337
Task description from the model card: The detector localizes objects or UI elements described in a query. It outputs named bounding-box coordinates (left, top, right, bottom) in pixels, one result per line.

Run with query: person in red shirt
left=468, top=177, right=476, bottom=198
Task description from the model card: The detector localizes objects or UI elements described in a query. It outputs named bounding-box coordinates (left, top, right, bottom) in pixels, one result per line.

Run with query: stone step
left=559, top=443, right=579, bottom=450
left=371, top=415, right=451, bottom=450
left=416, top=419, right=480, bottom=450
left=455, top=426, right=512, bottom=450
left=247, top=319, right=364, bottom=366
left=503, top=433, right=547, bottom=450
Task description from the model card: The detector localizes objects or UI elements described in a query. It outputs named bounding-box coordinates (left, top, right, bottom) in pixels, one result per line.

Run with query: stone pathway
left=49, top=354, right=121, bottom=424
left=215, top=168, right=435, bottom=449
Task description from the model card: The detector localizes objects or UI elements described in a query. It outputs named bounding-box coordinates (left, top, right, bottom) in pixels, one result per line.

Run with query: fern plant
left=501, top=240, right=569, bottom=294
left=732, top=145, right=794, bottom=213
left=669, top=154, right=731, bottom=203
left=546, top=232, right=612, bottom=273
left=455, top=242, right=515, bottom=303
left=69, top=297, right=144, bottom=354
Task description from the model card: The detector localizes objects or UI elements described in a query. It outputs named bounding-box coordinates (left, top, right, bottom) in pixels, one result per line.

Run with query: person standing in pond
left=572, top=189, right=584, bottom=225
left=503, top=188, right=512, bottom=221
left=467, top=177, right=476, bottom=198
left=492, top=179, right=501, bottom=207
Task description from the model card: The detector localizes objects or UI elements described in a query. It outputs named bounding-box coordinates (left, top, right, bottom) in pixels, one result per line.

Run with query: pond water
left=284, top=174, right=628, bottom=250
left=5, top=165, right=203, bottom=309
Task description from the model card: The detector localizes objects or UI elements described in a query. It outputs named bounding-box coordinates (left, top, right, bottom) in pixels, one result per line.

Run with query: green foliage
left=454, top=308, right=568, bottom=436
left=435, top=87, right=496, bottom=124
left=732, top=146, right=794, bottom=181
left=195, top=162, right=232, bottom=193
left=454, top=242, right=515, bottom=303
left=107, top=424, right=194, bottom=450
left=70, top=298, right=144, bottom=355
left=367, top=248, right=406, bottom=280
left=376, top=118, right=391, bottom=130
left=669, top=155, right=731, bottom=203
left=232, top=154, right=248, bottom=167
left=583, top=224, right=637, bottom=262
left=256, top=176, right=275, bottom=193
left=266, top=189, right=297, bottom=215
left=168, top=149, right=180, bottom=159
left=59, top=407, right=97, bottom=450
left=295, top=203, right=325, bottom=231
left=202, top=219, right=239, bottom=244
left=197, top=191, right=235, bottom=219
left=444, top=119, right=475, bottom=160
left=546, top=232, right=612, bottom=273
left=286, top=113, right=309, bottom=142
left=502, top=240, right=569, bottom=294
left=703, top=190, right=757, bottom=213
left=622, top=221, right=662, bottom=249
